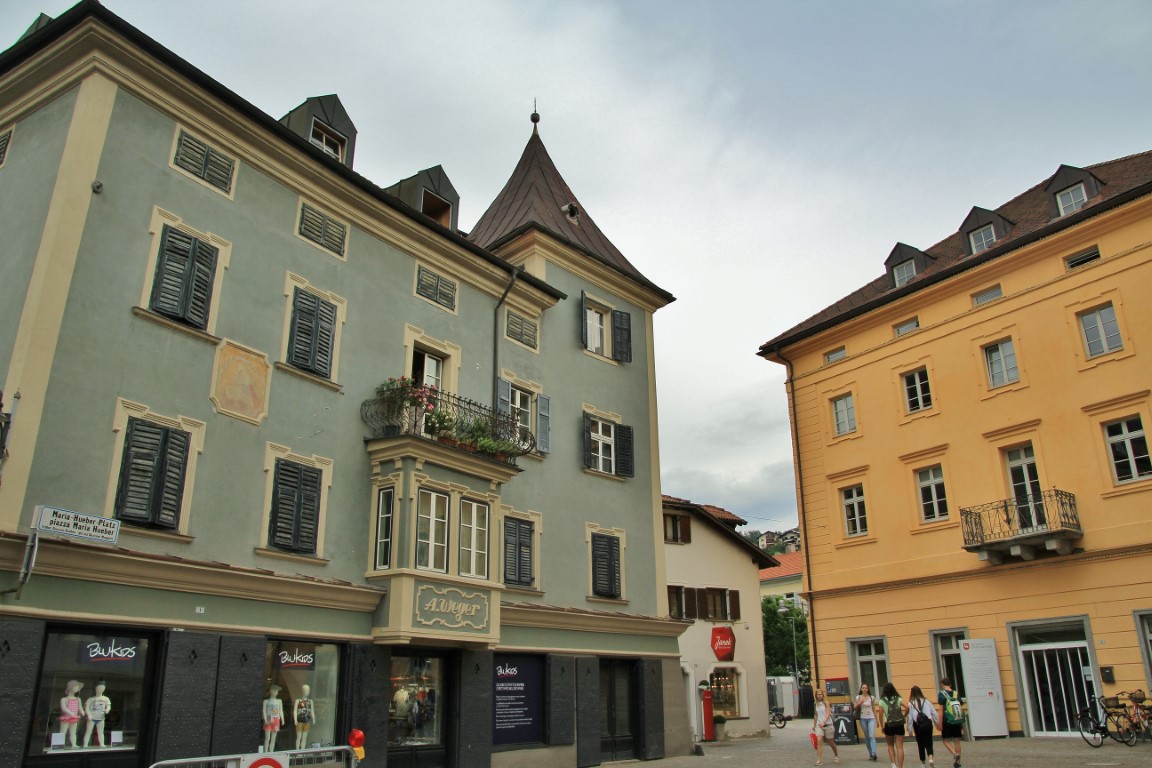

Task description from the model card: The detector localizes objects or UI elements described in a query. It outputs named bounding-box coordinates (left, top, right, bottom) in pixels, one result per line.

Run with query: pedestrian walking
left=937, top=678, right=965, bottom=768
left=854, top=682, right=879, bottom=761
left=813, top=688, right=840, bottom=766
left=879, top=682, right=908, bottom=768
left=907, top=685, right=939, bottom=767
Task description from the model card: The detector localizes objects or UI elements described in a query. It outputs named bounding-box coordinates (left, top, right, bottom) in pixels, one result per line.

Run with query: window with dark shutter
left=611, top=309, right=632, bottom=363
left=114, top=417, right=189, bottom=530
left=728, top=590, right=741, bottom=621
left=0, top=129, right=11, bottom=166
left=416, top=266, right=457, bottom=310
left=536, top=395, right=551, bottom=454
left=591, top=533, right=621, bottom=599
left=173, top=131, right=235, bottom=193
left=269, top=459, right=322, bottom=554
left=150, top=226, right=218, bottom=330
left=288, top=288, right=337, bottom=379
left=615, top=424, right=635, bottom=478
left=506, top=310, right=538, bottom=348
left=299, top=203, right=347, bottom=256
left=504, top=518, right=534, bottom=587
left=584, top=415, right=633, bottom=477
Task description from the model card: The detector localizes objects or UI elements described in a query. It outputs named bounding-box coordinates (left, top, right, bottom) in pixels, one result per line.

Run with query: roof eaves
left=758, top=180, right=1152, bottom=357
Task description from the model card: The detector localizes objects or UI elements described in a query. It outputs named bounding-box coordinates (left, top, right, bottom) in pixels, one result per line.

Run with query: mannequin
left=262, top=684, right=284, bottom=752
left=294, top=684, right=315, bottom=749
left=83, top=681, right=113, bottom=747
left=57, top=680, right=83, bottom=748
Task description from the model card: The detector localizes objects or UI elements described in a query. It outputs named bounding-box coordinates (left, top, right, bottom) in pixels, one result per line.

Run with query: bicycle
left=1118, top=690, right=1152, bottom=743
left=1078, top=693, right=1136, bottom=747
left=770, top=706, right=789, bottom=728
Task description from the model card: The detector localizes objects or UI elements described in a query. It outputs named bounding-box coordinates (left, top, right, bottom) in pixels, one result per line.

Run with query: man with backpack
left=937, top=678, right=965, bottom=768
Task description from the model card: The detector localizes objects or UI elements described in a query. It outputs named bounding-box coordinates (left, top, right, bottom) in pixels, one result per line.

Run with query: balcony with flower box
left=959, top=489, right=1082, bottom=564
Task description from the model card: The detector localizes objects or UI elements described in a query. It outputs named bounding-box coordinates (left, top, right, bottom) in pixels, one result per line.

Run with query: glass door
left=1006, top=445, right=1046, bottom=531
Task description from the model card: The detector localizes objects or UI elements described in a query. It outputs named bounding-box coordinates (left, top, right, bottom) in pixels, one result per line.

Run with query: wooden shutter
left=536, top=394, right=551, bottom=454
left=313, top=297, right=337, bottom=379
left=156, top=429, right=189, bottom=530
left=579, top=291, right=588, bottom=348
left=288, top=290, right=336, bottom=378
left=151, top=227, right=194, bottom=319
left=0, top=130, right=11, bottom=164
left=504, top=518, right=533, bottom=587
left=173, top=132, right=208, bottom=178
left=680, top=515, right=692, bottom=543
left=496, top=378, right=511, bottom=416
left=436, top=275, right=455, bottom=308
left=270, top=461, right=321, bottom=554
left=611, top=309, right=632, bottom=363
left=728, top=590, right=741, bottom=621
left=616, top=424, right=635, bottom=477
left=416, top=267, right=438, bottom=302
left=582, top=412, right=595, bottom=469
left=116, top=418, right=186, bottom=529
left=591, top=533, right=620, bottom=598
left=186, top=238, right=217, bottom=330
left=203, top=148, right=235, bottom=193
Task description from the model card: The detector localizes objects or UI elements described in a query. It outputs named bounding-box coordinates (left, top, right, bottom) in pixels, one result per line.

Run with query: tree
left=739, top=528, right=764, bottom=547
left=762, top=596, right=810, bottom=684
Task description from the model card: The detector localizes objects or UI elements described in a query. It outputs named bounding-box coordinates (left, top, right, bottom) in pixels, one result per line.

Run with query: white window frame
left=590, top=417, right=615, bottom=474
left=1105, top=416, right=1152, bottom=485
left=917, top=465, right=948, bottom=522
left=459, top=499, right=489, bottom=578
left=842, top=484, right=868, bottom=537
left=1057, top=183, right=1087, bottom=216
left=824, top=347, right=846, bottom=364
left=851, top=638, right=889, bottom=694
left=375, top=486, right=395, bottom=570
left=1079, top=303, right=1123, bottom=358
left=893, top=260, right=916, bottom=287
left=309, top=119, right=346, bottom=161
left=510, top=385, right=533, bottom=434
left=904, top=367, right=932, bottom=413
left=585, top=304, right=606, bottom=356
left=832, top=394, right=856, bottom=436
left=969, top=223, right=996, bottom=254
left=984, top=339, right=1019, bottom=388
left=972, top=284, right=1003, bottom=306
left=894, top=317, right=920, bottom=336
left=416, top=488, right=449, bottom=572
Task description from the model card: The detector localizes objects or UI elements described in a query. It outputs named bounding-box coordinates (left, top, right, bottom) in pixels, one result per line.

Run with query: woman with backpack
left=853, top=682, right=879, bottom=761
left=812, top=688, right=840, bottom=765
left=878, top=682, right=908, bottom=768
left=907, top=685, right=939, bottom=768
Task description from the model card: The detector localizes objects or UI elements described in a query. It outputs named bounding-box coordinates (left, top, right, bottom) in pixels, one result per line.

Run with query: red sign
left=711, top=627, right=736, bottom=661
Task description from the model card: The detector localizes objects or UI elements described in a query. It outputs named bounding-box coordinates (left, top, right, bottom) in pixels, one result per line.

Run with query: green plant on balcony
left=375, top=376, right=439, bottom=422
left=424, top=407, right=454, bottom=436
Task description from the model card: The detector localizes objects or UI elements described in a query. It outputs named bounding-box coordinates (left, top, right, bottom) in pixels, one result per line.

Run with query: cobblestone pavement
left=655, top=721, right=1152, bottom=767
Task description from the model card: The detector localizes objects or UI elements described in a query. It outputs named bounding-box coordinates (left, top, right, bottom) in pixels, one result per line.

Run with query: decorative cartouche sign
left=414, top=582, right=489, bottom=631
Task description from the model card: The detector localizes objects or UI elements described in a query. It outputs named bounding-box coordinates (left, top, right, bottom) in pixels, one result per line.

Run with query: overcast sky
left=4, top=0, right=1151, bottom=533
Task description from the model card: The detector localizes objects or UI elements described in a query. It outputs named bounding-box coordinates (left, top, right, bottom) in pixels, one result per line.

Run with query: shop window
left=263, top=641, right=340, bottom=751
left=388, top=655, right=445, bottom=748
left=28, top=631, right=153, bottom=757
left=709, top=667, right=742, bottom=718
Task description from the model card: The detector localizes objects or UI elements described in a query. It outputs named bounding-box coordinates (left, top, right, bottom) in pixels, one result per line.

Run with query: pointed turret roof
left=470, top=117, right=671, bottom=300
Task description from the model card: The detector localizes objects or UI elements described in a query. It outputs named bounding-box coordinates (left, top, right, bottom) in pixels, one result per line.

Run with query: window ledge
left=834, top=535, right=877, bottom=549
left=828, top=431, right=863, bottom=447
left=120, top=525, right=194, bottom=544
left=274, top=361, right=342, bottom=392
left=132, top=306, right=220, bottom=344
left=899, top=408, right=939, bottom=426
left=1077, top=347, right=1134, bottom=372
left=980, top=380, right=1029, bottom=401
left=911, top=519, right=959, bottom=536
left=588, top=596, right=629, bottom=606
left=1100, top=476, right=1152, bottom=500
left=504, top=585, right=544, bottom=597
left=582, top=349, right=619, bottom=366
left=254, top=547, right=330, bottom=565
left=583, top=468, right=627, bottom=482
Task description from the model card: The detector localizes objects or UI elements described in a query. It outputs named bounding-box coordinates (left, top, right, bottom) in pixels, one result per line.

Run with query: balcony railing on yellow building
left=360, top=383, right=533, bottom=464
left=960, top=489, right=1081, bottom=562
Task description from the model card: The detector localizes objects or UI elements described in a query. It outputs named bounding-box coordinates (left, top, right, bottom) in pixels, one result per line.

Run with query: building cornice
left=501, top=602, right=690, bottom=638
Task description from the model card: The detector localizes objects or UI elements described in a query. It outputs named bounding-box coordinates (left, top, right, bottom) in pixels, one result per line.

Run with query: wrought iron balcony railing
left=360, top=386, right=533, bottom=463
left=960, top=488, right=1081, bottom=552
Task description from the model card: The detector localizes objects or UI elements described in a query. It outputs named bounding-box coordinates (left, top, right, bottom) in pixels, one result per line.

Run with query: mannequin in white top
left=83, top=681, right=113, bottom=747
left=294, top=684, right=315, bottom=749
left=262, top=685, right=284, bottom=753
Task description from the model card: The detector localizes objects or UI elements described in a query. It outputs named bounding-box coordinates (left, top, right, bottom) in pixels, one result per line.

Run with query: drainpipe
left=770, top=345, right=819, bottom=689
left=491, top=267, right=522, bottom=410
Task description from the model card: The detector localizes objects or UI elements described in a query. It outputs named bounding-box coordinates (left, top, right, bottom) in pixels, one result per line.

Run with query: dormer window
left=969, top=224, right=996, bottom=255
left=421, top=189, right=452, bottom=228
left=893, top=260, right=916, bottom=287
left=1056, top=183, right=1087, bottom=216
left=309, top=120, right=346, bottom=161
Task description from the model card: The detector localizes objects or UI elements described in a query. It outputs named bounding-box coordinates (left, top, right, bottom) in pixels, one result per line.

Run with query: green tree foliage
left=762, top=596, right=810, bottom=683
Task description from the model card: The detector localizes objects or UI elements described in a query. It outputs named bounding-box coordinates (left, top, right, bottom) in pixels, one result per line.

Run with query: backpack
left=911, top=700, right=931, bottom=732
left=885, top=696, right=904, bottom=727
left=942, top=690, right=963, bottom=724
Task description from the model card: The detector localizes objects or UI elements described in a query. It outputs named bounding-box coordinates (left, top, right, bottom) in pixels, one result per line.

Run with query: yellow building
left=759, top=151, right=1152, bottom=738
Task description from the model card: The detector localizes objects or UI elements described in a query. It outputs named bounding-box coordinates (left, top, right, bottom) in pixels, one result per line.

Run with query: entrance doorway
left=1017, top=624, right=1094, bottom=736
left=599, top=659, right=639, bottom=762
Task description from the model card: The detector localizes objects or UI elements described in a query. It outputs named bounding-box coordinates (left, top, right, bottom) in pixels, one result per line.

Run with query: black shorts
left=941, top=722, right=963, bottom=739
left=883, top=723, right=905, bottom=737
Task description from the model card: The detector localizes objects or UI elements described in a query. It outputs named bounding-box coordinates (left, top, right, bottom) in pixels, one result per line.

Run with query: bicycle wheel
left=1106, top=712, right=1137, bottom=746
left=1078, top=713, right=1104, bottom=747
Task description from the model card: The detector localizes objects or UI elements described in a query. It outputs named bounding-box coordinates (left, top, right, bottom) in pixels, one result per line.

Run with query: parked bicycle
left=1118, top=690, right=1152, bottom=743
left=1078, top=692, right=1136, bottom=747
left=770, top=706, right=789, bottom=728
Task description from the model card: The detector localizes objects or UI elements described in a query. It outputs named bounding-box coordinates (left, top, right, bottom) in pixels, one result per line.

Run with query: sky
left=3, top=0, right=1151, bottom=533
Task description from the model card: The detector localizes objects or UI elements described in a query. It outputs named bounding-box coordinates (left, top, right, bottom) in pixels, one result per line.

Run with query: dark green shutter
left=116, top=418, right=187, bottom=529
left=186, top=239, right=217, bottom=329
left=416, top=267, right=438, bottom=302
left=288, top=289, right=336, bottom=378
left=579, top=291, right=588, bottom=348
left=156, top=429, right=189, bottom=529
left=0, top=130, right=11, bottom=164
left=203, top=149, right=235, bottom=193
left=313, top=298, right=336, bottom=379
left=151, top=226, right=217, bottom=330
left=611, top=309, right=632, bottom=363
left=436, top=275, right=455, bottom=308
left=270, top=460, right=321, bottom=554
left=504, top=518, right=533, bottom=587
left=591, top=533, right=620, bottom=598
left=536, top=395, right=551, bottom=454
left=582, top=412, right=595, bottom=469
left=616, top=424, right=635, bottom=477
left=496, top=378, right=511, bottom=416
left=174, top=131, right=234, bottom=193
left=299, top=204, right=327, bottom=245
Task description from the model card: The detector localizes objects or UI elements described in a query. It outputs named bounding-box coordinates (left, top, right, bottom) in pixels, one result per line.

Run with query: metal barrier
left=149, top=745, right=356, bottom=768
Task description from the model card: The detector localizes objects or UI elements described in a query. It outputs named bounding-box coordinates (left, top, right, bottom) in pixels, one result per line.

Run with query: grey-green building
left=0, top=3, right=685, bottom=767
